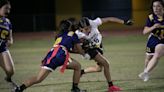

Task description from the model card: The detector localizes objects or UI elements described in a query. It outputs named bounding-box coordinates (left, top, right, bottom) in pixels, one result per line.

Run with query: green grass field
left=0, top=32, right=164, bottom=92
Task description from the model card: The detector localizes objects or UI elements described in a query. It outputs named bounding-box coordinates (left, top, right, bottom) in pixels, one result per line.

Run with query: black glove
left=124, top=19, right=133, bottom=25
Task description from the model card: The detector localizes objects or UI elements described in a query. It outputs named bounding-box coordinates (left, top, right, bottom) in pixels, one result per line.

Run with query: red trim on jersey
left=60, top=50, right=69, bottom=73
left=46, top=46, right=60, bottom=64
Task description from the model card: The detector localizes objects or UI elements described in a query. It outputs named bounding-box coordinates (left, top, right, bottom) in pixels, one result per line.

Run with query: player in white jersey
left=76, top=17, right=132, bottom=92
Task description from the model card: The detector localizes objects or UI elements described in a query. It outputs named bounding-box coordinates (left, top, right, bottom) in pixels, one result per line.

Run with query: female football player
left=0, top=0, right=17, bottom=87
left=14, top=20, right=89, bottom=92
left=76, top=17, right=132, bottom=92
left=139, top=0, right=164, bottom=82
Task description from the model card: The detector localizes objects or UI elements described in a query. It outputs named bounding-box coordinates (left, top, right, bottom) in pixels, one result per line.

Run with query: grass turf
left=0, top=33, right=164, bottom=92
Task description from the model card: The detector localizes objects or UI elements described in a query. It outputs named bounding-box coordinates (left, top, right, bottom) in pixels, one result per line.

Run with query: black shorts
left=85, top=48, right=103, bottom=59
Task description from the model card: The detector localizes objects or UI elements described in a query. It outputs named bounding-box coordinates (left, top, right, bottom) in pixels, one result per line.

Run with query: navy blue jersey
left=53, top=31, right=80, bottom=52
left=41, top=31, right=80, bottom=72
left=145, top=14, right=164, bottom=54
left=0, top=17, right=12, bottom=52
left=146, top=14, right=164, bottom=37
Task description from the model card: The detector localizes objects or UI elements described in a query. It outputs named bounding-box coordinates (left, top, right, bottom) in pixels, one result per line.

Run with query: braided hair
left=79, top=17, right=90, bottom=28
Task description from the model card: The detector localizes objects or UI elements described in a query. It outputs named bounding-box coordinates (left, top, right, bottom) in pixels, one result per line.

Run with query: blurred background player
left=0, top=0, right=17, bottom=89
left=75, top=17, right=132, bottom=92
left=14, top=20, right=88, bottom=92
left=139, top=0, right=164, bottom=82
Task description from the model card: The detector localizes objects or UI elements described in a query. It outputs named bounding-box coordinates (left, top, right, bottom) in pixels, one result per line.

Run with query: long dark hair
left=0, top=0, right=10, bottom=8
left=59, top=20, right=72, bottom=33
left=78, top=17, right=90, bottom=28
left=67, top=17, right=79, bottom=31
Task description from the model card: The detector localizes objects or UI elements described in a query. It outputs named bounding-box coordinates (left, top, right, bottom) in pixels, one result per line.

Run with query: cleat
left=5, top=77, right=18, bottom=92
left=138, top=72, right=149, bottom=82
left=14, top=86, right=23, bottom=92
left=71, top=87, right=87, bottom=92
left=108, top=85, right=121, bottom=92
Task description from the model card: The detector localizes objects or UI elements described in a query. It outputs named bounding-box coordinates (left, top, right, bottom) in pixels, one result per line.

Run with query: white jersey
left=76, top=17, right=102, bottom=47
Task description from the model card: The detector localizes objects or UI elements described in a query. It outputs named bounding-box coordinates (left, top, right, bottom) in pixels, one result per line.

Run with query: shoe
left=108, top=85, right=121, bottom=92
left=14, top=86, right=23, bottom=92
left=138, top=72, right=149, bottom=82
left=5, top=77, right=18, bottom=92
left=71, top=87, right=87, bottom=92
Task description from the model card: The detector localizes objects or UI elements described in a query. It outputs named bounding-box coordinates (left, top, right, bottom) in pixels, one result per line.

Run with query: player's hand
left=124, top=19, right=133, bottom=25
left=153, top=23, right=161, bottom=29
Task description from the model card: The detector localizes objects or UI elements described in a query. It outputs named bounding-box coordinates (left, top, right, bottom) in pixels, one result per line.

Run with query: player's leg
left=138, top=54, right=152, bottom=81
left=0, top=50, right=18, bottom=90
left=15, top=68, right=51, bottom=92
left=139, top=44, right=164, bottom=81
left=93, top=53, right=121, bottom=92
left=0, top=50, right=15, bottom=81
left=94, top=53, right=111, bottom=81
left=144, top=54, right=153, bottom=69
left=81, top=63, right=102, bottom=75
left=66, top=58, right=86, bottom=92
left=81, top=48, right=103, bottom=75
left=145, top=44, right=164, bottom=73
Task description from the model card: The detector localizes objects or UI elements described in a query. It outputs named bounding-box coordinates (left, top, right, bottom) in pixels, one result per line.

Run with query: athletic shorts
left=146, top=35, right=160, bottom=55
left=41, top=45, right=69, bottom=71
left=85, top=47, right=103, bottom=59
left=0, top=44, right=7, bottom=53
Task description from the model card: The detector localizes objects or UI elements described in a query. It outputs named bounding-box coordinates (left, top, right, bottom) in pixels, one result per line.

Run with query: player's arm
left=143, top=23, right=161, bottom=35
left=6, top=30, right=13, bottom=47
left=73, top=43, right=90, bottom=59
left=101, top=17, right=133, bottom=25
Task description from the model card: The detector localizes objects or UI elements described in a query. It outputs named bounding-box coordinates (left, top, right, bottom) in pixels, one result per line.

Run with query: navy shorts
left=41, top=46, right=67, bottom=71
left=0, top=43, right=7, bottom=53
left=146, top=35, right=160, bottom=54
left=85, top=48, right=103, bottom=59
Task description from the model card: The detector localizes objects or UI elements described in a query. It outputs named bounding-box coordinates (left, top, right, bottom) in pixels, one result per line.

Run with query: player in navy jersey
left=0, top=0, right=17, bottom=89
left=75, top=17, right=132, bottom=92
left=14, top=20, right=89, bottom=92
left=139, top=0, right=164, bottom=82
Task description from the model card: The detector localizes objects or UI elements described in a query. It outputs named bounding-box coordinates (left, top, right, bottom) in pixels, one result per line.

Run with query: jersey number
left=1, top=30, right=9, bottom=39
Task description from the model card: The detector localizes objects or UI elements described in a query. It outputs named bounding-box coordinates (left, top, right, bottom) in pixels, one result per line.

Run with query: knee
left=154, top=53, right=161, bottom=60
left=74, top=62, right=81, bottom=71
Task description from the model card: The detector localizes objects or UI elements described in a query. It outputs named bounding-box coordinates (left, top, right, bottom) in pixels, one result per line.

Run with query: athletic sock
left=5, top=77, right=12, bottom=82
left=72, top=82, right=78, bottom=89
left=81, top=69, right=85, bottom=75
left=108, top=81, right=113, bottom=87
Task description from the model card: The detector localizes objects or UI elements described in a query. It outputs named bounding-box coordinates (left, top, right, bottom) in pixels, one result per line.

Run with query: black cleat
left=71, top=87, right=87, bottom=92
left=5, top=77, right=18, bottom=92
left=14, top=86, right=23, bottom=92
